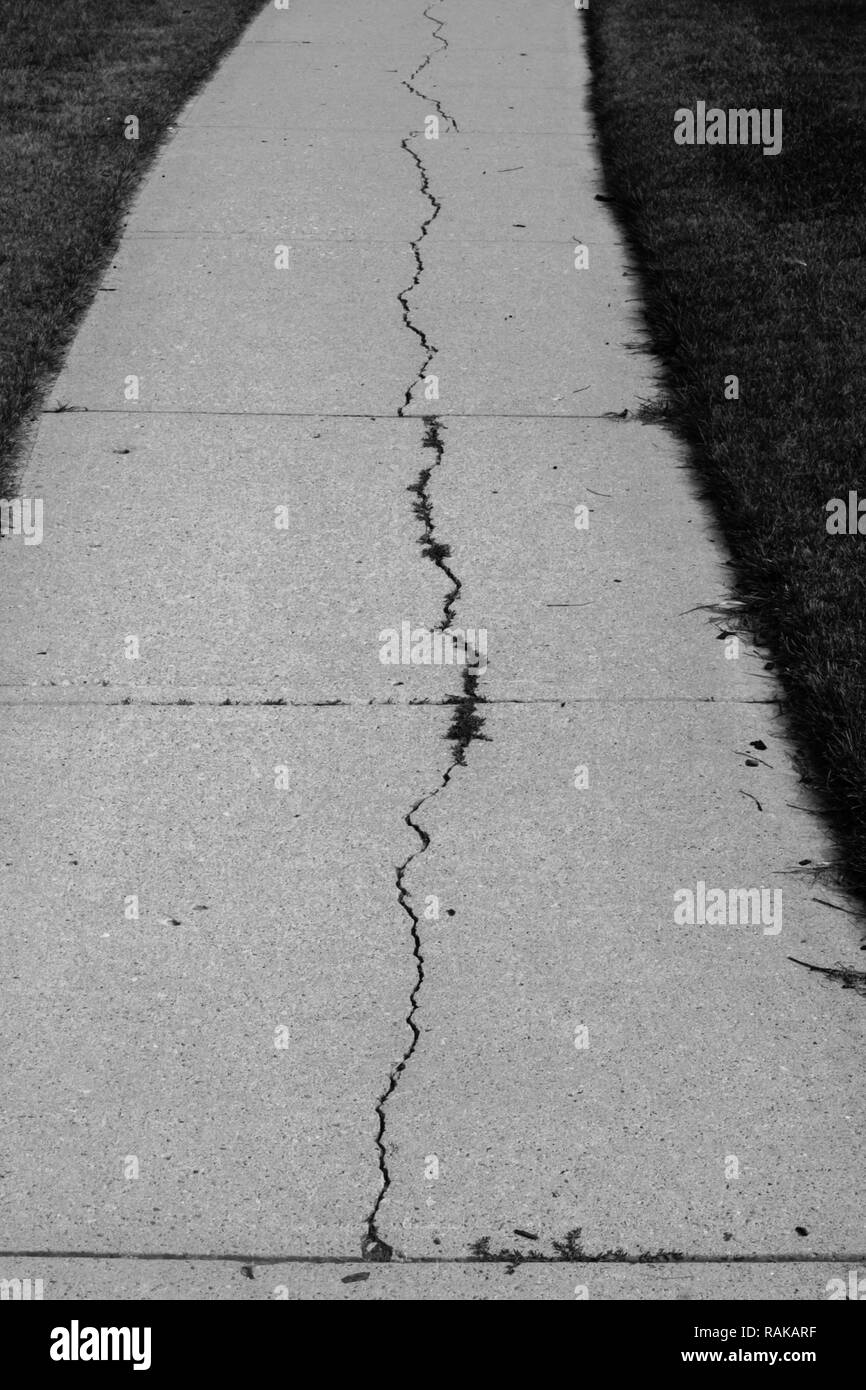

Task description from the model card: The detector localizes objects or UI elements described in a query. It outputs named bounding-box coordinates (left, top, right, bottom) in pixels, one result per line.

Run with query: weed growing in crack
left=470, top=1229, right=685, bottom=1264
left=552, top=1228, right=587, bottom=1260
left=470, top=1228, right=585, bottom=1265
left=445, top=665, right=488, bottom=765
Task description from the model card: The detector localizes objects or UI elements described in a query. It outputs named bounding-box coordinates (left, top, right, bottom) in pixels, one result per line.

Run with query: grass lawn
left=585, top=0, right=866, bottom=904
left=0, top=0, right=267, bottom=490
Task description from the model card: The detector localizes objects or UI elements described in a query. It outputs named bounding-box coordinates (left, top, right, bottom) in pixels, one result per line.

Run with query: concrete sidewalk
left=0, top=0, right=863, bottom=1300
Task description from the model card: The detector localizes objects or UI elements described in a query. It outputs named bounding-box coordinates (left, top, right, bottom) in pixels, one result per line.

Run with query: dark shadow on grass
left=0, top=0, right=270, bottom=495
left=582, top=0, right=866, bottom=927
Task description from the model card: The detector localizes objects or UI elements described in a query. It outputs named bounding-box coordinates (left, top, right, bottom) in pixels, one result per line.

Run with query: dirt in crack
left=362, top=420, right=488, bottom=1263
left=407, top=417, right=459, bottom=626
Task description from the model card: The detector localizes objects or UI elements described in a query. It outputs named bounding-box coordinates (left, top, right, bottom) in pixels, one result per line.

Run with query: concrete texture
left=43, top=238, right=413, bottom=415
left=378, top=704, right=863, bottom=1259
left=134, top=131, right=427, bottom=238
left=415, top=135, right=617, bottom=242
left=0, top=0, right=863, bottom=1301
left=180, top=47, right=424, bottom=131
left=428, top=416, right=767, bottom=698
left=0, top=415, right=448, bottom=699
left=0, top=707, right=442, bottom=1255
left=0, top=1258, right=857, bottom=1301
left=400, top=241, right=656, bottom=414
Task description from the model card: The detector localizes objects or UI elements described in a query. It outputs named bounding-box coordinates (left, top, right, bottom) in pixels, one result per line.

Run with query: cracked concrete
left=402, top=5, right=459, bottom=135
left=0, top=0, right=864, bottom=1301
left=365, top=408, right=487, bottom=1259
left=406, top=419, right=460, bottom=622
left=396, top=151, right=442, bottom=414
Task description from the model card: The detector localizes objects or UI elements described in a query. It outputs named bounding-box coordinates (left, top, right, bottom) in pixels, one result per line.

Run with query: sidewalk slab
left=43, top=238, right=413, bottom=415
left=376, top=704, right=865, bottom=1260
left=181, top=45, right=423, bottom=131
left=409, top=134, right=618, bottom=245
left=0, top=415, right=449, bottom=700
left=0, top=0, right=861, bottom=1304
left=429, top=416, right=763, bottom=700
left=402, top=241, right=656, bottom=415
left=0, top=705, right=445, bottom=1255
left=133, top=130, right=426, bottom=239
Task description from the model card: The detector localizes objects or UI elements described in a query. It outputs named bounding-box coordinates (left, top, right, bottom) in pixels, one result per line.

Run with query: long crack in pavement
left=362, top=687, right=487, bottom=1260
left=363, top=12, right=488, bottom=1256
